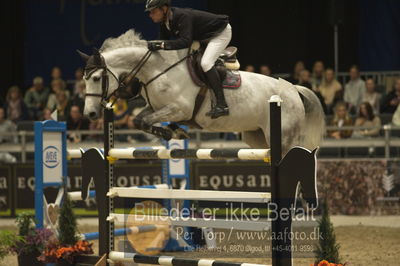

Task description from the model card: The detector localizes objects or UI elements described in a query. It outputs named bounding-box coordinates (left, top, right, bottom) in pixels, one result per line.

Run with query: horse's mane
left=100, top=29, right=146, bottom=52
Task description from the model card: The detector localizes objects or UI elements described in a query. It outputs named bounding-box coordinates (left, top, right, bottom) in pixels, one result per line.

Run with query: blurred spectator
left=328, top=102, right=353, bottom=139
left=47, top=79, right=70, bottom=111
left=317, top=68, right=343, bottom=114
left=244, top=64, right=255, bottom=72
left=112, top=97, right=130, bottom=142
left=380, top=78, right=400, bottom=114
left=0, top=107, right=17, bottom=163
left=259, top=65, right=271, bottom=76
left=0, top=107, right=17, bottom=144
left=24, top=76, right=50, bottom=119
left=288, top=60, right=305, bottom=84
left=51, top=66, right=63, bottom=81
left=113, top=98, right=130, bottom=129
left=71, top=80, right=85, bottom=110
left=298, top=69, right=312, bottom=89
left=67, top=105, right=90, bottom=143
left=311, top=61, right=325, bottom=90
left=89, top=116, right=103, bottom=131
left=344, top=65, right=366, bottom=114
left=55, top=91, right=71, bottom=121
left=361, top=78, right=381, bottom=114
left=73, top=67, right=84, bottom=95
left=42, top=108, right=53, bottom=121
left=392, top=104, right=400, bottom=126
left=4, top=86, right=30, bottom=122
left=298, top=70, right=327, bottom=114
left=87, top=114, right=104, bottom=142
left=353, top=102, right=381, bottom=137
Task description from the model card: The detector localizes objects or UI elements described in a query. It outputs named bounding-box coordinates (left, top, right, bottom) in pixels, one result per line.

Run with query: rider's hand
left=148, top=41, right=164, bottom=51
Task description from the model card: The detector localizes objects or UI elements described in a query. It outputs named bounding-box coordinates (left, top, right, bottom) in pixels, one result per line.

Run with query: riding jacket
left=159, top=7, right=229, bottom=50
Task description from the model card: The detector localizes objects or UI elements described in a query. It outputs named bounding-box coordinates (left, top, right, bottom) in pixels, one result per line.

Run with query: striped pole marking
left=109, top=251, right=271, bottom=266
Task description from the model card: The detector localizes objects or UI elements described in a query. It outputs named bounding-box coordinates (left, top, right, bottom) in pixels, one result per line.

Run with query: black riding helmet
left=145, top=0, right=171, bottom=11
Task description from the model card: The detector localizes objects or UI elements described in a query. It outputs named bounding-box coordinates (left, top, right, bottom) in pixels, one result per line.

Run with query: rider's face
left=149, top=7, right=165, bottom=23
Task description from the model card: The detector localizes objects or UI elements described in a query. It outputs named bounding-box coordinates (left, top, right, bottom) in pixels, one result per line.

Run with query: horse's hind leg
left=242, top=129, right=269, bottom=149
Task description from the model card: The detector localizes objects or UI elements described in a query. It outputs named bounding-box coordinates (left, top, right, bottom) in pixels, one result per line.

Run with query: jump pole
left=102, top=106, right=115, bottom=257
left=80, top=224, right=167, bottom=241
left=269, top=96, right=291, bottom=266
left=109, top=251, right=271, bottom=266
left=68, top=184, right=169, bottom=201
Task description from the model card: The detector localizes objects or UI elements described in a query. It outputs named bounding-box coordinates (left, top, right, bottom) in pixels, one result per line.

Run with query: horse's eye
left=93, top=76, right=100, bottom=82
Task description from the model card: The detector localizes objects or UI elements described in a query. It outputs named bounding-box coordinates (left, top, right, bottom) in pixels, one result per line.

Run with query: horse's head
left=77, top=48, right=120, bottom=120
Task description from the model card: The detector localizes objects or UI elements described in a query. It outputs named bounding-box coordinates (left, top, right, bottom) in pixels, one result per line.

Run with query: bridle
left=84, top=50, right=153, bottom=108
left=84, top=48, right=191, bottom=110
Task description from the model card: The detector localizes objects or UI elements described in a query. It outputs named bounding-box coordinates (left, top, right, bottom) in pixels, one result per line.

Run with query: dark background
left=2, top=0, right=400, bottom=100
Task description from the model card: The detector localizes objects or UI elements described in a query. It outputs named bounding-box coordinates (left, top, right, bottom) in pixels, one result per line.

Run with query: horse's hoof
left=172, top=128, right=190, bottom=140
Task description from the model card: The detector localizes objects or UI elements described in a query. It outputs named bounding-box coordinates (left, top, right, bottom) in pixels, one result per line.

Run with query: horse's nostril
left=89, top=112, right=97, bottom=119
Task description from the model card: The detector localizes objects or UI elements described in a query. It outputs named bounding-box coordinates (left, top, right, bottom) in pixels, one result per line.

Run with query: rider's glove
left=148, top=41, right=164, bottom=51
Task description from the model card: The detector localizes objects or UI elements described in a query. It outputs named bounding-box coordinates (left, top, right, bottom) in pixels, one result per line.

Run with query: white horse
left=79, top=30, right=325, bottom=153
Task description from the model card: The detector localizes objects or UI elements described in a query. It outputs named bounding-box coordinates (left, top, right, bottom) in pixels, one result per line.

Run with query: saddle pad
left=222, top=70, right=241, bottom=89
left=187, top=56, right=241, bottom=89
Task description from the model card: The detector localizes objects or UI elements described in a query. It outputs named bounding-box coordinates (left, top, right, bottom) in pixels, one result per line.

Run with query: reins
left=139, top=52, right=192, bottom=110
left=106, top=50, right=153, bottom=107
left=86, top=49, right=192, bottom=111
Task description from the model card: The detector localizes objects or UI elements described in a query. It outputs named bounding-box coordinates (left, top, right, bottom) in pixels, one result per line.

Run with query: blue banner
left=359, top=0, right=400, bottom=71
left=24, top=0, right=206, bottom=85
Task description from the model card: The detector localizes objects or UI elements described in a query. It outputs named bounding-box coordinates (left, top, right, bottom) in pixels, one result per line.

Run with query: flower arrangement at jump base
left=311, top=260, right=344, bottom=266
left=2, top=212, right=54, bottom=266
left=38, top=192, right=93, bottom=265
left=39, top=239, right=93, bottom=264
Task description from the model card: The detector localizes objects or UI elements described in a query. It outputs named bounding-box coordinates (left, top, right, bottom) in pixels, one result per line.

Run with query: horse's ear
left=77, top=50, right=90, bottom=62
left=92, top=47, right=103, bottom=65
left=92, top=47, right=100, bottom=55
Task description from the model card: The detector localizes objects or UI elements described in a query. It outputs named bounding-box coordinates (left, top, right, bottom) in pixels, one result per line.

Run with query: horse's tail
left=296, top=86, right=325, bottom=150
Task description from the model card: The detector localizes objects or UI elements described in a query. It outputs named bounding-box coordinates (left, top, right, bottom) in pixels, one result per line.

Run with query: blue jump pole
left=81, top=225, right=161, bottom=240
left=82, top=228, right=129, bottom=241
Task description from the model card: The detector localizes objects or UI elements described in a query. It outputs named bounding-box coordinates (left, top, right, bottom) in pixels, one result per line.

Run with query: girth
left=178, top=87, right=207, bottom=129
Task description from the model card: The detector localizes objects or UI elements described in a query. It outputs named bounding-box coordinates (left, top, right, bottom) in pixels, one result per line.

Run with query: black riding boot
left=205, top=67, right=229, bottom=119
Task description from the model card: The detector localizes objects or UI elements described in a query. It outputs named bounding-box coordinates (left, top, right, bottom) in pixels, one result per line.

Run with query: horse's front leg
left=144, top=103, right=191, bottom=140
left=133, top=105, right=190, bottom=140
left=133, top=106, right=172, bottom=140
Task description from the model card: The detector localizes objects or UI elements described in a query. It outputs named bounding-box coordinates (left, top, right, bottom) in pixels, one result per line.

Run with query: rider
left=145, top=0, right=231, bottom=119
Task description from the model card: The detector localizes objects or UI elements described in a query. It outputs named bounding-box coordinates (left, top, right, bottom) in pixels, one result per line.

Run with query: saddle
left=180, top=42, right=241, bottom=128
left=187, top=42, right=242, bottom=89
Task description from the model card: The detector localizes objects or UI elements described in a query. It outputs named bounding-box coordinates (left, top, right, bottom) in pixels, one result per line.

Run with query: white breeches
left=200, top=24, right=232, bottom=72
